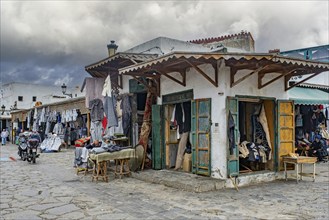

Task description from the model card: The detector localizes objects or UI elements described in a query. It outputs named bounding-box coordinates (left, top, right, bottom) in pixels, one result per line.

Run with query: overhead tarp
left=288, top=87, right=329, bottom=105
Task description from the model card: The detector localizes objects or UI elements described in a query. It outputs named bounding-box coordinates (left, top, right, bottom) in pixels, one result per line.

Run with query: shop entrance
left=163, top=102, right=192, bottom=172
left=227, top=97, right=276, bottom=176
left=238, top=99, right=275, bottom=173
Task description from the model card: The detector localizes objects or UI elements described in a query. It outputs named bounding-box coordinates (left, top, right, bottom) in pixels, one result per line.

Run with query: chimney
left=107, top=40, right=118, bottom=57
left=268, top=49, right=280, bottom=54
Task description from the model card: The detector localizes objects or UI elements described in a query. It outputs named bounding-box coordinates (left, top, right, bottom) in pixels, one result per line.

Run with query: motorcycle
left=18, top=132, right=29, bottom=161
left=18, top=131, right=40, bottom=163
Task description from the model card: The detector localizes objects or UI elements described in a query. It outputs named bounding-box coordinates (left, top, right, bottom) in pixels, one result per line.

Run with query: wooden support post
left=87, top=113, right=90, bottom=137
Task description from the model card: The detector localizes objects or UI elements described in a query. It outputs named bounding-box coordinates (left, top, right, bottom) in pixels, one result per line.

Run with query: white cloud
left=0, top=0, right=328, bottom=86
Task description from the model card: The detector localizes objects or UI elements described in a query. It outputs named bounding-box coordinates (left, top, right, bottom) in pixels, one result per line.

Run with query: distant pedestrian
left=1, top=129, right=9, bottom=145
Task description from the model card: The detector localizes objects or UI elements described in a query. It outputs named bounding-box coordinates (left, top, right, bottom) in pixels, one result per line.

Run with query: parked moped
left=18, top=131, right=40, bottom=163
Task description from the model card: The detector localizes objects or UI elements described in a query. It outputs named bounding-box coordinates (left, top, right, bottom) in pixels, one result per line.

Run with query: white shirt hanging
left=102, top=75, right=112, bottom=97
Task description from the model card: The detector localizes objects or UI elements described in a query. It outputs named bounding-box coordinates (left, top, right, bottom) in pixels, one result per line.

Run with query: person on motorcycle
left=30, top=131, right=41, bottom=142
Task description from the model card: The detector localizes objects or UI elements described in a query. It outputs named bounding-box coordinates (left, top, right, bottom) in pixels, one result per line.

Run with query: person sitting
left=310, top=135, right=324, bottom=162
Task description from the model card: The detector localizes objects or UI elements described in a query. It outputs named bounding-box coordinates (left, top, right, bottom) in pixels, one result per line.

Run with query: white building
left=84, top=32, right=329, bottom=187
left=0, top=82, right=84, bottom=131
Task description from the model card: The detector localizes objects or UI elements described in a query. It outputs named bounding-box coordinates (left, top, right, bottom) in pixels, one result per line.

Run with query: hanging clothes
left=174, top=101, right=191, bottom=134
left=228, top=111, right=235, bottom=155
left=102, top=75, right=112, bottom=97
left=104, top=94, right=118, bottom=127
left=90, top=121, right=103, bottom=142
left=258, top=104, right=272, bottom=160
left=121, top=94, right=132, bottom=137
left=89, top=99, right=104, bottom=122
left=81, top=77, right=105, bottom=108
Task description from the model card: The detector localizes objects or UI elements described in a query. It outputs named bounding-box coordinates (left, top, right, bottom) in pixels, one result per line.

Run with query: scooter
left=18, top=132, right=40, bottom=163
left=26, top=137, right=40, bottom=163
left=18, top=133, right=29, bottom=160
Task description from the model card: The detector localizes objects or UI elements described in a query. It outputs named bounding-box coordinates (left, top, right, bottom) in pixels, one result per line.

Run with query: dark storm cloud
left=1, top=1, right=328, bottom=87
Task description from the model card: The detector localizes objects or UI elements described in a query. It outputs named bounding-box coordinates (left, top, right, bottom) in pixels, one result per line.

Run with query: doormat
left=0, top=157, right=17, bottom=162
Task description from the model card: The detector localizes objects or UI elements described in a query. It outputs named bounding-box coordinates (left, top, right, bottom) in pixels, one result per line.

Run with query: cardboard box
left=183, top=153, right=192, bottom=172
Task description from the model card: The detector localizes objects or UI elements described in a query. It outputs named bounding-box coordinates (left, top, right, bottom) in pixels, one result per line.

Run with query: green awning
left=288, top=87, right=329, bottom=105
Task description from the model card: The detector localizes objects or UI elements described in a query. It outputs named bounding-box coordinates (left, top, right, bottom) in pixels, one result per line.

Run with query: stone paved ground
left=1, top=143, right=328, bottom=220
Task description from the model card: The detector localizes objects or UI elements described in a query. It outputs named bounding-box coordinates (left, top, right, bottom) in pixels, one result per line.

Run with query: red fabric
left=102, top=116, right=107, bottom=135
left=74, top=137, right=91, bottom=147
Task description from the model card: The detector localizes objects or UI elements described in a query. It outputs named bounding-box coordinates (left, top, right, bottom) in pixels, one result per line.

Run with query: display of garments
left=175, top=101, right=191, bottom=134
left=102, top=75, right=112, bottom=97
left=27, top=111, right=31, bottom=129
left=258, top=104, right=272, bottom=160
left=228, top=111, right=235, bottom=155
left=81, top=147, right=89, bottom=163
left=114, top=118, right=124, bottom=134
left=90, top=121, right=104, bottom=142
left=45, top=121, right=51, bottom=135
left=40, top=134, right=62, bottom=152
left=121, top=95, right=132, bottom=137
left=116, top=99, right=123, bottom=118
left=175, top=132, right=189, bottom=170
left=39, top=108, right=46, bottom=125
left=104, top=95, right=118, bottom=127
left=33, top=107, right=38, bottom=119
left=89, top=99, right=104, bottom=122
left=82, top=77, right=105, bottom=108
left=239, top=141, right=249, bottom=158
left=296, top=114, right=303, bottom=127
left=53, top=123, right=64, bottom=135
left=72, top=109, right=78, bottom=121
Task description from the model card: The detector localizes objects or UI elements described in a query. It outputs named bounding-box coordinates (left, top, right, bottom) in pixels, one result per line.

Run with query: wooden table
left=89, top=148, right=135, bottom=182
left=283, top=156, right=317, bottom=183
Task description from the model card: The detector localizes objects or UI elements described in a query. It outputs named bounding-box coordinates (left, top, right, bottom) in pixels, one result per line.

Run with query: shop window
left=32, top=96, right=37, bottom=102
left=18, top=96, right=23, bottom=101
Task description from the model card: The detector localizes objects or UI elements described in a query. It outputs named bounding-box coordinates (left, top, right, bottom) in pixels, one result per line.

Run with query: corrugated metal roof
left=297, top=82, right=329, bottom=90
left=119, top=52, right=329, bottom=74
left=288, top=87, right=329, bottom=105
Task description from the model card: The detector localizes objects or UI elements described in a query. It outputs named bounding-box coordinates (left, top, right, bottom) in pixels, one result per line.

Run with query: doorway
left=237, top=99, right=275, bottom=173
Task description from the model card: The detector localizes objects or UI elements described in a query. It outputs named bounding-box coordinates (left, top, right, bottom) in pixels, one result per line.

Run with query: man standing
left=1, top=129, right=9, bottom=145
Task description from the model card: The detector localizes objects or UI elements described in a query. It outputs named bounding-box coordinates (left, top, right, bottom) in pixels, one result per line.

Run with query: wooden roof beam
left=131, top=75, right=160, bottom=97
left=258, top=67, right=300, bottom=89
left=284, top=70, right=325, bottom=91
left=158, top=70, right=186, bottom=87
left=183, top=59, right=218, bottom=87
left=230, top=64, right=271, bottom=88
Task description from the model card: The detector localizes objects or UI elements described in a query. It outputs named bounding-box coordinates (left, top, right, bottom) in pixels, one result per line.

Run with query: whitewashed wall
left=120, top=62, right=290, bottom=179
left=1, top=82, right=85, bottom=111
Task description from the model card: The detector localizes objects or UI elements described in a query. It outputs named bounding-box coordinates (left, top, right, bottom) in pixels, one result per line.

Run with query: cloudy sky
left=1, top=0, right=328, bottom=88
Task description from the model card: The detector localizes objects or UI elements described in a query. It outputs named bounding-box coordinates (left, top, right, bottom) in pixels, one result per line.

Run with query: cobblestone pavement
left=1, top=143, right=328, bottom=220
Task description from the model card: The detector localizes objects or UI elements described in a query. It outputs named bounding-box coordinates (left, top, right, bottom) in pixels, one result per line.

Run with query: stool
left=114, top=158, right=131, bottom=179
left=92, top=161, right=109, bottom=182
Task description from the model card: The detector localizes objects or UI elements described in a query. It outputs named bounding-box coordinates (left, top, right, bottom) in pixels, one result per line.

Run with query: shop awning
left=288, top=87, right=329, bottom=105
left=118, top=52, right=329, bottom=91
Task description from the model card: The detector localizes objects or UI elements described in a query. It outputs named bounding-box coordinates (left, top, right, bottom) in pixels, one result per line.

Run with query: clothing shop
left=11, top=97, right=89, bottom=152
left=287, top=86, right=329, bottom=160
left=118, top=52, right=329, bottom=183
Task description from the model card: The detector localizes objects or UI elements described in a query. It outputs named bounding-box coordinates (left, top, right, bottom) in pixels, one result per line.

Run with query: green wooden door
left=191, top=99, right=211, bottom=176
left=152, top=105, right=164, bottom=170
left=277, top=100, right=295, bottom=171
left=227, top=97, right=239, bottom=177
